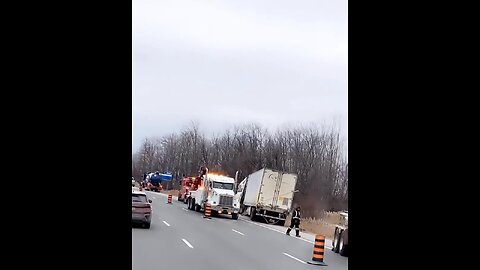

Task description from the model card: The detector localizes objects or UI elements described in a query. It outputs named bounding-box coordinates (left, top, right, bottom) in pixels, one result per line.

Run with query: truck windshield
left=212, top=181, right=234, bottom=190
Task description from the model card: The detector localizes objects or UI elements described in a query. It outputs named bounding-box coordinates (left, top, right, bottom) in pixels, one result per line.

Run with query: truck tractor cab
left=144, top=171, right=164, bottom=192
left=205, top=174, right=239, bottom=219
left=186, top=167, right=240, bottom=220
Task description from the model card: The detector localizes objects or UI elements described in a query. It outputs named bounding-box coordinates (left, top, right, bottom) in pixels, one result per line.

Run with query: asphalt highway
left=132, top=191, right=348, bottom=270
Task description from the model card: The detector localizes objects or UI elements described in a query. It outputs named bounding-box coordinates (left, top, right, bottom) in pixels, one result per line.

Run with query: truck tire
left=190, top=199, right=196, bottom=210
left=232, top=213, right=238, bottom=220
left=332, top=228, right=340, bottom=253
left=250, top=207, right=256, bottom=221
left=188, top=198, right=193, bottom=210
left=144, top=222, right=151, bottom=229
left=339, top=231, right=348, bottom=256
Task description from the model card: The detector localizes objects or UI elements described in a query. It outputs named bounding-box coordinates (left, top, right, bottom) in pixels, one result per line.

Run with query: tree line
left=132, top=122, right=348, bottom=217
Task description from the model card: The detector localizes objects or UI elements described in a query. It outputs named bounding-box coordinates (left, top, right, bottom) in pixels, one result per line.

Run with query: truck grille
left=219, top=195, right=233, bottom=206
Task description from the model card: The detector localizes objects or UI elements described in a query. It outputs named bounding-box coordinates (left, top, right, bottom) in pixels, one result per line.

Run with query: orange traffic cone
left=203, top=203, right=212, bottom=218
left=307, top=235, right=328, bottom=266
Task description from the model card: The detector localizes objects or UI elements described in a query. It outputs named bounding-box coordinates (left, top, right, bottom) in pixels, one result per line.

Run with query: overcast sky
left=132, top=0, right=348, bottom=153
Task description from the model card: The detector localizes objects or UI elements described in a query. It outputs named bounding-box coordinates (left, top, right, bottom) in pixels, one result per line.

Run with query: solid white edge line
left=182, top=239, right=194, bottom=249
left=282, top=252, right=307, bottom=264
left=241, top=219, right=287, bottom=234
left=162, top=221, right=170, bottom=227
left=240, top=219, right=333, bottom=249
left=232, top=229, right=245, bottom=235
left=144, top=191, right=168, bottom=197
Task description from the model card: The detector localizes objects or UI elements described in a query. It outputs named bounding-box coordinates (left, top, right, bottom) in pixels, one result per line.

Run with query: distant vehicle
left=132, top=190, right=153, bottom=228
left=332, top=211, right=348, bottom=256
left=234, top=168, right=298, bottom=226
left=144, top=171, right=170, bottom=192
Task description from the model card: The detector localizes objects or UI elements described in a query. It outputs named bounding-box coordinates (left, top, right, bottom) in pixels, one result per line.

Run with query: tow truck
left=185, top=167, right=239, bottom=219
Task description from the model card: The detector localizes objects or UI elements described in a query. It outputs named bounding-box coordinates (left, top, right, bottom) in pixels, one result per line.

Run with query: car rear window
left=132, top=194, right=147, bottom=203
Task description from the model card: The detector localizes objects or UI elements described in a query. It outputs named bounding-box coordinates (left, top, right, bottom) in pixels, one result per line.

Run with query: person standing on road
left=286, top=206, right=301, bottom=237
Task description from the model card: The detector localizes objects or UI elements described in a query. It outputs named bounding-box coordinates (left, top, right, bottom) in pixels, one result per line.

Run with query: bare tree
left=132, top=122, right=348, bottom=217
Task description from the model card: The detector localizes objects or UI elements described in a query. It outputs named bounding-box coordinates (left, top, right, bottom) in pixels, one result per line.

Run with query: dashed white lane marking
left=240, top=219, right=333, bottom=249
left=282, top=252, right=307, bottom=264
left=182, top=239, right=194, bottom=249
left=232, top=229, right=245, bottom=235
left=162, top=221, right=170, bottom=227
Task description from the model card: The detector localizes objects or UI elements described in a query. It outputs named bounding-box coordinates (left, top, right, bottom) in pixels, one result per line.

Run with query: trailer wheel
left=339, top=231, right=348, bottom=256
left=250, top=207, right=256, bottom=221
left=332, top=228, right=340, bottom=253
left=190, top=199, right=196, bottom=210
left=188, top=198, right=193, bottom=210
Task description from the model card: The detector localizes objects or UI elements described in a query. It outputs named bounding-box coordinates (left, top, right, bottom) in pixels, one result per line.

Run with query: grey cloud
left=133, top=0, right=347, bottom=152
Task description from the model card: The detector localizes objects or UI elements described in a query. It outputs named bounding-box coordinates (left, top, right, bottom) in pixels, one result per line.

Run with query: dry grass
left=284, top=211, right=343, bottom=239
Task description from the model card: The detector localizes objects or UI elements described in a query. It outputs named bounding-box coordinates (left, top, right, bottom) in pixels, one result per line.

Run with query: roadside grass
left=285, top=211, right=343, bottom=239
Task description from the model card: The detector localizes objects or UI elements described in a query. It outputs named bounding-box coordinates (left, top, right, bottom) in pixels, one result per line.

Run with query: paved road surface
left=132, top=191, right=348, bottom=270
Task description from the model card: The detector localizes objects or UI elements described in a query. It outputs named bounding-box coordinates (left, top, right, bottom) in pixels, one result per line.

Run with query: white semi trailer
left=234, top=168, right=298, bottom=225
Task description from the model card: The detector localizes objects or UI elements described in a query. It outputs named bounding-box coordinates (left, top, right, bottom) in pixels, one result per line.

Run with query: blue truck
left=144, top=171, right=173, bottom=192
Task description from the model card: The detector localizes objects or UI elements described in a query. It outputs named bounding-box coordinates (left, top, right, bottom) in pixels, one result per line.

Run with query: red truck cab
left=178, top=177, right=195, bottom=203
